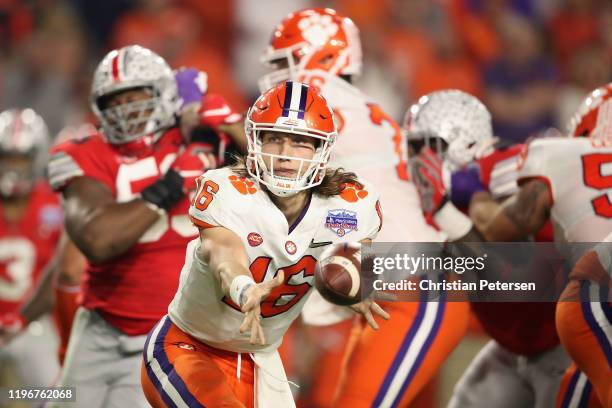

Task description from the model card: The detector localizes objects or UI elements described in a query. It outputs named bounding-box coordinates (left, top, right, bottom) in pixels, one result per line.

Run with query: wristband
left=141, top=199, right=166, bottom=216
left=230, top=275, right=256, bottom=308
left=434, top=201, right=474, bottom=240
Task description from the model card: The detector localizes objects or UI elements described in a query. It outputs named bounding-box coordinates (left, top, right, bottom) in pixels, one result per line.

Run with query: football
left=314, top=243, right=371, bottom=306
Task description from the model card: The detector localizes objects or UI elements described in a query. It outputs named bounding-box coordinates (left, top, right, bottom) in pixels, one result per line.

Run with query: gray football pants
left=448, top=341, right=571, bottom=408
left=50, top=307, right=149, bottom=408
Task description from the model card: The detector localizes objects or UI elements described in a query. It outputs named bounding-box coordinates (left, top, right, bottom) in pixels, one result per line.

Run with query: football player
left=410, top=84, right=612, bottom=407
left=259, top=9, right=468, bottom=407
left=404, top=90, right=572, bottom=408
left=0, top=109, right=63, bottom=387
left=2, top=65, right=241, bottom=369
left=141, top=80, right=388, bottom=408
left=45, top=45, right=224, bottom=408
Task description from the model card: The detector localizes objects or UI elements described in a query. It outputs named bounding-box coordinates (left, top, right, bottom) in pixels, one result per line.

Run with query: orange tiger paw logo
left=340, top=183, right=368, bottom=202
left=229, top=175, right=257, bottom=195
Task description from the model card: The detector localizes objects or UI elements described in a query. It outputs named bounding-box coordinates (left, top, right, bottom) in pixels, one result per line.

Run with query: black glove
left=140, top=169, right=184, bottom=211
left=190, top=125, right=221, bottom=150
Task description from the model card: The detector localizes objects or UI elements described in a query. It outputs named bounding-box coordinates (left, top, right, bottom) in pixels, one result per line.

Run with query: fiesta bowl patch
left=325, top=209, right=358, bottom=237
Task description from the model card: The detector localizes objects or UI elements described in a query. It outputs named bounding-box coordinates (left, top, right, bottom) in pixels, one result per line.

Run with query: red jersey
left=47, top=129, right=199, bottom=335
left=471, top=144, right=559, bottom=356
left=0, top=183, right=63, bottom=314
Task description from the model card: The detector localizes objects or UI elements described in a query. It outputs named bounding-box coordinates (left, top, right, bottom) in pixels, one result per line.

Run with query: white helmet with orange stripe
left=0, top=108, right=49, bottom=197
left=90, top=45, right=178, bottom=146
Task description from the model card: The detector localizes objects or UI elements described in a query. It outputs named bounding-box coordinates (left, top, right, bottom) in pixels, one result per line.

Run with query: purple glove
left=174, top=67, right=208, bottom=108
left=450, top=164, right=486, bottom=209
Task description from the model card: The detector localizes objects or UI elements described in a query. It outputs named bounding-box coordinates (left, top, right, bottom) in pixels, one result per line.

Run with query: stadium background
left=0, top=0, right=610, bottom=406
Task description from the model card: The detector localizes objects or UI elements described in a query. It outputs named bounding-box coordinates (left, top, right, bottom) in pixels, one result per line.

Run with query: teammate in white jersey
left=259, top=9, right=469, bottom=406
left=259, top=8, right=439, bottom=243
left=410, top=83, right=612, bottom=407
left=140, top=81, right=387, bottom=408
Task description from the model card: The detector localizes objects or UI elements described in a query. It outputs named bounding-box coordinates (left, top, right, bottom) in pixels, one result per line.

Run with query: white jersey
left=298, top=71, right=443, bottom=242
left=518, top=137, right=612, bottom=242
left=167, top=167, right=382, bottom=353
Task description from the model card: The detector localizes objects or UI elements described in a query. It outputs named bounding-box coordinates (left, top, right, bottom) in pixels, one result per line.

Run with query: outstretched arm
left=199, top=227, right=283, bottom=345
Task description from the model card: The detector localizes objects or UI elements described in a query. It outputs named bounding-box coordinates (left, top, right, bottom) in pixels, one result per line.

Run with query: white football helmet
left=0, top=108, right=49, bottom=197
left=403, top=90, right=494, bottom=171
left=90, top=45, right=178, bottom=146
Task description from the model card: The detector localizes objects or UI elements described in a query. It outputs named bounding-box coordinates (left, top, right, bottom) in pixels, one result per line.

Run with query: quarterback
left=259, top=9, right=466, bottom=407
left=141, top=81, right=387, bottom=408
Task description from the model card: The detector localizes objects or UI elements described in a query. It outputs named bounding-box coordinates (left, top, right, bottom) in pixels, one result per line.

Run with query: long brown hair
left=230, top=156, right=362, bottom=197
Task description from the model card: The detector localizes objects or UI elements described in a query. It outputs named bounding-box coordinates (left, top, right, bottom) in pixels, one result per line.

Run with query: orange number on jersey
left=223, top=255, right=317, bottom=318
left=582, top=153, right=612, bottom=218
left=367, top=103, right=410, bottom=181
left=193, top=178, right=219, bottom=211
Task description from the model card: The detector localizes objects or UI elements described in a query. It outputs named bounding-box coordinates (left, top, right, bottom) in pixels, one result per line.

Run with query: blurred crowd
left=0, top=0, right=611, bottom=144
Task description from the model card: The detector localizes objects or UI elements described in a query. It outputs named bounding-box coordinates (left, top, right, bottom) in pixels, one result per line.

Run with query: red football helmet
left=246, top=81, right=337, bottom=197
left=259, top=8, right=362, bottom=91
left=568, top=82, right=612, bottom=141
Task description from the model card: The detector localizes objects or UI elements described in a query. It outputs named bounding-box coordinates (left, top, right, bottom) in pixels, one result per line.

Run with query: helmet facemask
left=245, top=115, right=335, bottom=197
left=95, top=86, right=171, bottom=145
left=258, top=44, right=304, bottom=92
left=90, top=45, right=178, bottom=150
left=0, top=108, right=49, bottom=198
left=258, top=44, right=356, bottom=93
left=0, top=152, right=36, bottom=198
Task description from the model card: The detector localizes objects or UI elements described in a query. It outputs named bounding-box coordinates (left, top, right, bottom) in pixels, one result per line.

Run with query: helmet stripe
left=113, top=54, right=119, bottom=82
left=11, top=110, right=22, bottom=148
left=297, top=84, right=308, bottom=120
left=284, top=81, right=306, bottom=120
left=111, top=53, right=120, bottom=82
left=282, top=81, right=293, bottom=117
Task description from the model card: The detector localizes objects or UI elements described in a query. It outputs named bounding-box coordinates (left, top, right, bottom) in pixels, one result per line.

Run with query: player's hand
left=175, top=67, right=208, bottom=109
left=410, top=147, right=449, bottom=218
left=450, top=164, right=486, bottom=208
left=171, top=142, right=219, bottom=192
left=239, top=270, right=285, bottom=345
left=175, top=67, right=208, bottom=138
left=0, top=313, right=26, bottom=347
left=198, top=94, right=242, bottom=128
left=349, top=298, right=390, bottom=330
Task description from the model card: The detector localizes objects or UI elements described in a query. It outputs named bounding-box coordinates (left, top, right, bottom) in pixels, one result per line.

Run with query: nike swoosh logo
left=309, top=239, right=332, bottom=248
